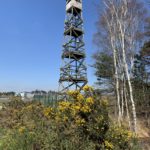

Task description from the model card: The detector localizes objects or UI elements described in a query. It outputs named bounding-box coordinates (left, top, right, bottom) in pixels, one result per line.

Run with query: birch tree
left=94, top=0, right=147, bottom=132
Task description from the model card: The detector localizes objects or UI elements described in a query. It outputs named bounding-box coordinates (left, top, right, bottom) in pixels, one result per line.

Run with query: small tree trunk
left=121, top=34, right=137, bottom=132
left=121, top=81, right=124, bottom=118
left=111, top=38, right=122, bottom=125
left=113, top=47, right=122, bottom=126
left=124, top=80, right=131, bottom=130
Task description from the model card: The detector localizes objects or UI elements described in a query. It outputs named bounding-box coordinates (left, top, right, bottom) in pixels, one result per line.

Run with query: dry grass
left=137, top=119, right=150, bottom=150
left=109, top=115, right=150, bottom=150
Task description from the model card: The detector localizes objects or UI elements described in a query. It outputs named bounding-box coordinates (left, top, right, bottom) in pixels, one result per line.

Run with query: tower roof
left=66, top=0, right=82, bottom=14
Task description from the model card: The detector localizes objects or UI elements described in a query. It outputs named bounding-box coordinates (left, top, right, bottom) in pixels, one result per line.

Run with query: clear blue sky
left=0, top=0, right=100, bottom=92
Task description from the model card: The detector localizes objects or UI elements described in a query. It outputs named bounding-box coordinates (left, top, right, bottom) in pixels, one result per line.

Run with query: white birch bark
left=121, top=78, right=124, bottom=118
left=103, top=9, right=122, bottom=126
left=103, top=0, right=138, bottom=132
left=118, top=0, right=137, bottom=132
left=124, top=79, right=131, bottom=129
left=113, top=48, right=122, bottom=125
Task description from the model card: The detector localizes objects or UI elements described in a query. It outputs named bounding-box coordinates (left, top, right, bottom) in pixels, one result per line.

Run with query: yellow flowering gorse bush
left=43, top=107, right=53, bottom=117
left=0, top=86, right=139, bottom=150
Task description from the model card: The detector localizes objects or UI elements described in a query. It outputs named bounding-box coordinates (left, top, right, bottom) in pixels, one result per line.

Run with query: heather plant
left=0, top=86, right=140, bottom=150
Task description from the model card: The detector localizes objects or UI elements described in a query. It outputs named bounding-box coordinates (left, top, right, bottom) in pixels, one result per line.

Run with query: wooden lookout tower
left=59, top=0, right=87, bottom=94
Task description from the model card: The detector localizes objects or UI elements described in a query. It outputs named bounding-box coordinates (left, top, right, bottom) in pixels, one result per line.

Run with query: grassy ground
left=0, top=98, right=10, bottom=103
left=109, top=114, right=150, bottom=150
left=0, top=98, right=10, bottom=110
left=139, top=137, right=150, bottom=150
left=137, top=119, right=150, bottom=150
left=0, top=104, right=2, bottom=110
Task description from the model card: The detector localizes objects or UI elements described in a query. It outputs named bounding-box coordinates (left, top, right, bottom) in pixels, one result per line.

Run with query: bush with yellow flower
left=0, top=86, right=140, bottom=150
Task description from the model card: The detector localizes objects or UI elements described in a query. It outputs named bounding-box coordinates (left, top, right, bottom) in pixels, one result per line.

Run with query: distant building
left=19, top=92, right=34, bottom=101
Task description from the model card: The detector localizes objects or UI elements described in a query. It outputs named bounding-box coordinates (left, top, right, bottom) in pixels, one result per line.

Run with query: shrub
left=0, top=87, right=140, bottom=150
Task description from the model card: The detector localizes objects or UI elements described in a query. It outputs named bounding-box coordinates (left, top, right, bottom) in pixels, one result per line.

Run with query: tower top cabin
left=66, top=0, right=82, bottom=13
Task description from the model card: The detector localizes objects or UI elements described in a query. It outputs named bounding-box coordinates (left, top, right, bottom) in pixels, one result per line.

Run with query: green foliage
left=92, top=51, right=114, bottom=94
left=0, top=88, right=140, bottom=150
left=0, top=92, right=15, bottom=97
left=93, top=52, right=114, bottom=80
left=132, top=42, right=150, bottom=120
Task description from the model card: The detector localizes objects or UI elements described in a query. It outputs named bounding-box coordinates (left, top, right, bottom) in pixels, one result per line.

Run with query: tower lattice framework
left=59, top=0, right=87, bottom=93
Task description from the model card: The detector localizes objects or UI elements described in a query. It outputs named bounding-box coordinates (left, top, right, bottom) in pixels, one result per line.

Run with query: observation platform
left=59, top=77, right=87, bottom=83
left=64, top=27, right=83, bottom=37
left=66, top=0, right=82, bottom=15
left=62, top=50, right=85, bottom=59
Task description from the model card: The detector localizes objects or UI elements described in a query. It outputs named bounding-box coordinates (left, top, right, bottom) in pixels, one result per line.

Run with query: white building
left=19, top=92, right=34, bottom=101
